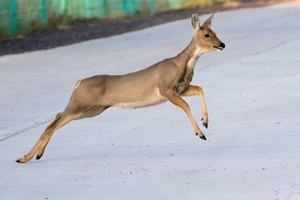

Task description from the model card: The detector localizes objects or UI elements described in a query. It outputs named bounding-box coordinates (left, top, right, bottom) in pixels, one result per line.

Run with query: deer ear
left=202, top=13, right=214, bottom=28
left=191, top=13, right=200, bottom=31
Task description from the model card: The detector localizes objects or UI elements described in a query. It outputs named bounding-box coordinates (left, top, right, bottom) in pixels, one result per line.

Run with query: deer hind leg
left=16, top=105, right=108, bottom=163
left=180, top=85, right=208, bottom=128
left=16, top=111, right=73, bottom=163
left=35, top=112, right=72, bottom=160
left=35, top=105, right=109, bottom=161
left=35, top=112, right=63, bottom=160
left=162, top=89, right=206, bottom=140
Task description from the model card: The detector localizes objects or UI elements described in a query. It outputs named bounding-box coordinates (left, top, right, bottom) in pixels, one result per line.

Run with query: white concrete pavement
left=0, top=1, right=299, bottom=199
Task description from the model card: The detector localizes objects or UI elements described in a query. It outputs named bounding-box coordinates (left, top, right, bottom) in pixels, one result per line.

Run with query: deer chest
left=175, top=69, right=194, bottom=94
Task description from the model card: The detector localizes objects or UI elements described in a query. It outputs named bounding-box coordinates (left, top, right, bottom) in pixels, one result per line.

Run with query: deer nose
left=220, top=42, right=225, bottom=49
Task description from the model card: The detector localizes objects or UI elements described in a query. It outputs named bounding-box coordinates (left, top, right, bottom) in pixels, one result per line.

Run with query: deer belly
left=115, top=88, right=166, bottom=108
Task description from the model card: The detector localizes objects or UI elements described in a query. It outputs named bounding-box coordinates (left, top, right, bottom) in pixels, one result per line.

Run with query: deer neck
left=172, top=38, right=205, bottom=94
left=176, top=37, right=205, bottom=72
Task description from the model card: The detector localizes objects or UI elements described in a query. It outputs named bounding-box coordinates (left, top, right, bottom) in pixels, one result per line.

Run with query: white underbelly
left=115, top=89, right=167, bottom=108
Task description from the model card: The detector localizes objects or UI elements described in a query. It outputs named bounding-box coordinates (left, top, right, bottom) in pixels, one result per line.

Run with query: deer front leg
left=162, top=89, right=206, bottom=140
left=181, top=85, right=208, bottom=128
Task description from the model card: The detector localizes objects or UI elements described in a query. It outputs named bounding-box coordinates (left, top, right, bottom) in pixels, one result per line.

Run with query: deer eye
left=204, top=34, right=210, bottom=38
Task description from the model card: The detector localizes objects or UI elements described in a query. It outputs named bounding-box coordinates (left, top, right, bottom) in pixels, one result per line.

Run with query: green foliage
left=0, top=0, right=235, bottom=39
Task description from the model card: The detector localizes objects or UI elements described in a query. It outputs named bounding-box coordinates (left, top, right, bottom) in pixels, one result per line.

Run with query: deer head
left=191, top=13, right=225, bottom=52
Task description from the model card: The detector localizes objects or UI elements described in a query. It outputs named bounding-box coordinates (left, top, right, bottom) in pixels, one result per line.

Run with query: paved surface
left=0, top=1, right=299, bottom=199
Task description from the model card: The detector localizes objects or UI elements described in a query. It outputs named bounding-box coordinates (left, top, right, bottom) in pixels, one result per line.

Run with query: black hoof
left=36, top=154, right=42, bottom=160
left=200, top=135, right=207, bottom=140
left=203, top=123, right=208, bottom=129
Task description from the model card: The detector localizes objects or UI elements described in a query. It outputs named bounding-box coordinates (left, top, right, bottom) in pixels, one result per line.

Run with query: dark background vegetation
left=0, top=0, right=284, bottom=56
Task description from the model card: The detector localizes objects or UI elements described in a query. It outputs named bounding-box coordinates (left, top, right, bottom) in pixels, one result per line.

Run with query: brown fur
left=16, top=13, right=225, bottom=163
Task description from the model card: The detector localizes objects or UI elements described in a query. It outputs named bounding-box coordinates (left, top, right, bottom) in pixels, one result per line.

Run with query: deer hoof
left=201, top=118, right=208, bottom=128
left=36, top=154, right=42, bottom=160
left=199, top=135, right=207, bottom=140
left=16, top=155, right=27, bottom=163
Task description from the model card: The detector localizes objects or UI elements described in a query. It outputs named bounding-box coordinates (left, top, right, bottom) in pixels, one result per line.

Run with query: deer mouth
left=214, top=46, right=224, bottom=51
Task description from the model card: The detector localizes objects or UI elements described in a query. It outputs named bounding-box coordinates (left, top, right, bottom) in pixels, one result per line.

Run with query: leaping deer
left=16, top=13, right=225, bottom=163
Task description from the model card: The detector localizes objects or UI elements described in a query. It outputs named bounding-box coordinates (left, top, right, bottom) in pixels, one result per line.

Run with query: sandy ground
left=0, top=1, right=300, bottom=199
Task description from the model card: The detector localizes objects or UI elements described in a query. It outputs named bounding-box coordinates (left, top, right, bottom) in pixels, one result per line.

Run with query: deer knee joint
left=195, top=86, right=204, bottom=95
